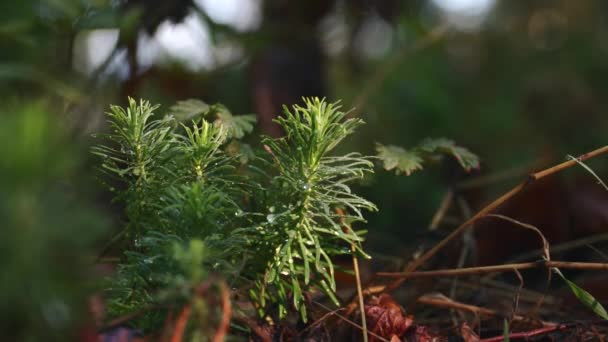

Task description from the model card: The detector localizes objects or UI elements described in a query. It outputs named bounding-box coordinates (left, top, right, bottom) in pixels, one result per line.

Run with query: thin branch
left=439, top=278, right=558, bottom=306
left=509, top=232, right=608, bottom=263
left=480, top=325, right=569, bottom=342
left=532, top=147, right=608, bottom=180
left=377, top=260, right=608, bottom=278
left=416, top=294, right=556, bottom=327
left=376, top=145, right=608, bottom=293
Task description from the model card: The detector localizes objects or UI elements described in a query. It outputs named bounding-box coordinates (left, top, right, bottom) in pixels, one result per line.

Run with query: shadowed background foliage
left=3, top=0, right=608, bottom=338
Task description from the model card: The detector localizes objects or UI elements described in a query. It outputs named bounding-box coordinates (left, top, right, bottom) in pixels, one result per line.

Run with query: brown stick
left=416, top=294, right=555, bottom=327
left=378, top=145, right=608, bottom=293
left=377, top=261, right=608, bottom=278
left=531, top=146, right=608, bottom=180
left=336, top=208, right=368, bottom=342
left=480, top=325, right=570, bottom=342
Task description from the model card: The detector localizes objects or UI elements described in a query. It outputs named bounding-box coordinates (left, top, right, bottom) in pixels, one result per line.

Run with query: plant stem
left=351, top=250, right=368, bottom=342
left=171, top=304, right=192, bottom=342
left=212, top=280, right=231, bottom=342
left=337, top=208, right=368, bottom=342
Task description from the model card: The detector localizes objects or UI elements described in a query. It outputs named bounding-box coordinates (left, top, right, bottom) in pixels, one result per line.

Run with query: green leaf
left=554, top=268, right=608, bottom=319
left=376, top=144, right=423, bottom=176
left=214, top=110, right=257, bottom=139
left=168, top=99, right=211, bottom=122
left=418, top=138, right=479, bottom=172
left=376, top=138, right=479, bottom=176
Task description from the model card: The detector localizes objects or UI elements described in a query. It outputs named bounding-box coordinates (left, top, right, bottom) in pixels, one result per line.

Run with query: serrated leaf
left=168, top=99, right=210, bottom=122
left=554, top=268, right=608, bottom=319
left=225, top=140, right=255, bottom=164
left=376, top=144, right=424, bottom=176
left=418, top=138, right=479, bottom=172
left=214, top=111, right=256, bottom=139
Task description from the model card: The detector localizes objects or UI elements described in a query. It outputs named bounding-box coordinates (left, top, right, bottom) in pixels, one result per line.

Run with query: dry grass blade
left=485, top=214, right=550, bottom=262
left=484, top=214, right=551, bottom=315
left=566, top=155, right=608, bottom=191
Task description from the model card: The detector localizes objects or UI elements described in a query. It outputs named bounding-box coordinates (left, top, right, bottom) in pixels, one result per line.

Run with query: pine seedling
left=94, top=97, right=476, bottom=331
left=92, top=98, right=177, bottom=239
left=93, top=98, right=251, bottom=329
left=245, top=98, right=377, bottom=321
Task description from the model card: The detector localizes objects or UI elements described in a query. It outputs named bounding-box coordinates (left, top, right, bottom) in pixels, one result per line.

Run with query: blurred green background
left=3, top=0, right=608, bottom=338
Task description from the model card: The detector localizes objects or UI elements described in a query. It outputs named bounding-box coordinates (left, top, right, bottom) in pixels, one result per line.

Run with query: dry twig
left=416, top=294, right=555, bottom=327
left=376, top=145, right=608, bottom=294
left=377, top=260, right=608, bottom=278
